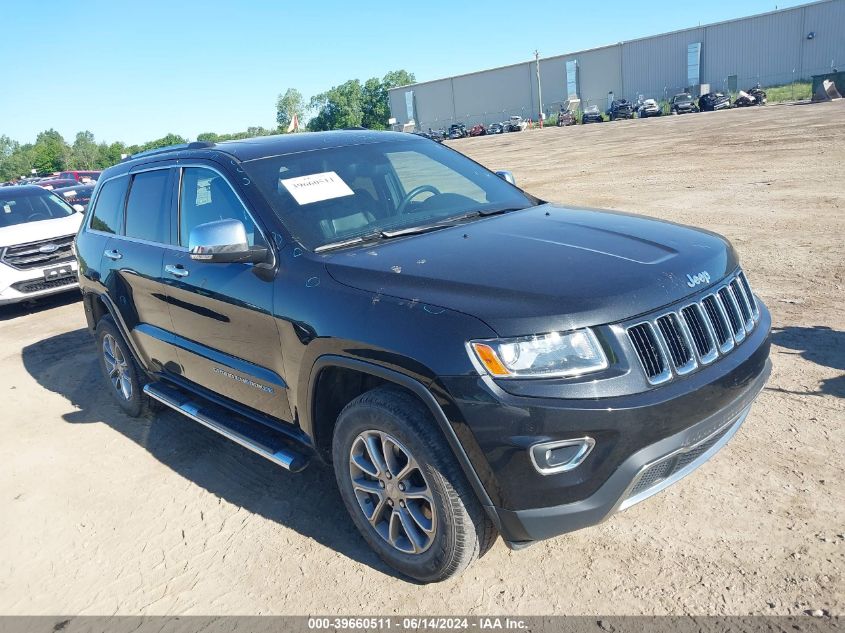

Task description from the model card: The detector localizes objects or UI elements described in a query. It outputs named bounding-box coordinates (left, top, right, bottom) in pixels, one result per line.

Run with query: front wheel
left=332, top=386, right=496, bottom=583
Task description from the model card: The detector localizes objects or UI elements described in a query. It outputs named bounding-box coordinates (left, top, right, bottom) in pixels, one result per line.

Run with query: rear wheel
left=96, top=317, right=153, bottom=417
left=332, top=386, right=496, bottom=583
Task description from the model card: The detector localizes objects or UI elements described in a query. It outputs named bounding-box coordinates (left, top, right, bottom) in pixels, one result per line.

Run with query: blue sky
left=1, top=0, right=807, bottom=145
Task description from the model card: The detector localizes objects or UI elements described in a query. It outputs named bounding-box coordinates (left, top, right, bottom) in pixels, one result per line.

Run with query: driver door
left=163, top=164, right=291, bottom=422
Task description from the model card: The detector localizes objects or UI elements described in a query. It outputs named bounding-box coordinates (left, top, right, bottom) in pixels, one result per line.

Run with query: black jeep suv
left=75, top=131, right=771, bottom=582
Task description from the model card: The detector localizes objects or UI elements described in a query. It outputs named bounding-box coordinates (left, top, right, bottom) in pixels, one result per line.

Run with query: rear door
left=98, top=167, right=181, bottom=372
left=163, top=164, right=291, bottom=421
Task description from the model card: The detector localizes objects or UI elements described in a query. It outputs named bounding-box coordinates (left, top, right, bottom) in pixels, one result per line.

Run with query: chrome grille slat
left=717, top=286, right=745, bottom=342
left=738, top=271, right=758, bottom=319
left=626, top=271, right=757, bottom=386
left=655, top=313, right=696, bottom=374
left=627, top=323, right=671, bottom=384
left=681, top=303, right=717, bottom=364
left=701, top=294, right=735, bottom=354
left=2, top=235, right=76, bottom=271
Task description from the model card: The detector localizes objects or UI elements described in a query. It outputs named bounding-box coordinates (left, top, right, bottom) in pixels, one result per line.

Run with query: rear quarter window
left=89, top=176, right=128, bottom=234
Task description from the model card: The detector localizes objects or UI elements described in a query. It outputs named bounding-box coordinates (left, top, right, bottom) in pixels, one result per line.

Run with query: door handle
left=165, top=264, right=189, bottom=278
left=104, top=249, right=122, bottom=261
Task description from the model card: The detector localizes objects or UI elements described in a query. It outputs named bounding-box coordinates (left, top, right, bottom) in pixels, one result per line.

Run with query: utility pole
left=535, top=50, right=543, bottom=126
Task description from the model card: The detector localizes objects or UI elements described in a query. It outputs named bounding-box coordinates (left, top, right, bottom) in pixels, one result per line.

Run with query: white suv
left=0, top=185, right=84, bottom=306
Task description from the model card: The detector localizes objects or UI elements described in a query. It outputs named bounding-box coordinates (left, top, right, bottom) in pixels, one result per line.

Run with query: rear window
left=125, top=170, right=172, bottom=244
left=89, top=177, right=128, bottom=234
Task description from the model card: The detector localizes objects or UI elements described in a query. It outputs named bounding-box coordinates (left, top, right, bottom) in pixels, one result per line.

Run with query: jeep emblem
left=686, top=271, right=711, bottom=288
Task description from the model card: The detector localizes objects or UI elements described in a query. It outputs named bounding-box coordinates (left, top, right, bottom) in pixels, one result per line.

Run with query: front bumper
left=496, top=362, right=768, bottom=543
left=0, top=261, right=79, bottom=306
left=437, top=302, right=771, bottom=544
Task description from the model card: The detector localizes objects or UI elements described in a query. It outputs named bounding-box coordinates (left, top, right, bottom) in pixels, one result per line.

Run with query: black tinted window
left=179, top=167, right=262, bottom=247
left=125, top=170, right=171, bottom=243
left=90, top=177, right=128, bottom=234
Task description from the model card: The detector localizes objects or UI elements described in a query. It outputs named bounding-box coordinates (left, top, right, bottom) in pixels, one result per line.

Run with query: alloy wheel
left=348, top=430, right=436, bottom=554
left=102, top=333, right=132, bottom=401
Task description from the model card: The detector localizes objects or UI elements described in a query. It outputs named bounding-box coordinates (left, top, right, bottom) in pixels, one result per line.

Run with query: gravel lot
left=1, top=101, right=842, bottom=616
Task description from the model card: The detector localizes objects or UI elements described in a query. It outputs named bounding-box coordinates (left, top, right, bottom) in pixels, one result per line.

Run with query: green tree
left=0, top=135, right=21, bottom=181
left=32, top=129, right=70, bottom=174
left=72, top=131, right=99, bottom=169
left=276, top=88, right=305, bottom=131
left=95, top=141, right=127, bottom=168
left=382, top=69, right=415, bottom=90
left=140, top=133, right=188, bottom=152
left=307, top=79, right=365, bottom=131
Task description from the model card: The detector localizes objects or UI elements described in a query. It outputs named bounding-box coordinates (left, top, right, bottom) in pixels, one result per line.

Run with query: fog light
left=529, top=437, right=595, bottom=475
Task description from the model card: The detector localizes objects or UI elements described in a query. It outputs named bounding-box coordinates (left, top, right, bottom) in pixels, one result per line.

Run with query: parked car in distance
left=556, top=109, right=576, bottom=126
left=35, top=178, right=78, bottom=191
left=76, top=131, right=771, bottom=583
left=53, top=183, right=96, bottom=210
left=581, top=105, right=604, bottom=124
left=670, top=93, right=699, bottom=114
left=0, top=185, right=82, bottom=306
left=448, top=123, right=468, bottom=139
left=506, top=115, right=528, bottom=132
left=699, top=92, right=732, bottom=112
left=607, top=99, right=634, bottom=120
left=469, top=124, right=487, bottom=137
left=59, top=170, right=101, bottom=184
left=636, top=98, right=662, bottom=118
left=487, top=122, right=504, bottom=135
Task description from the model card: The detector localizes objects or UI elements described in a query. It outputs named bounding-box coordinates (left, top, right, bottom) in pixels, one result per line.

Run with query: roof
left=99, top=130, right=422, bottom=182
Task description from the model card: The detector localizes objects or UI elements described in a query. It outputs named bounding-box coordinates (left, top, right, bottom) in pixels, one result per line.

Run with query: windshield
left=0, top=188, right=75, bottom=228
left=242, top=139, right=537, bottom=250
left=676, top=95, right=693, bottom=103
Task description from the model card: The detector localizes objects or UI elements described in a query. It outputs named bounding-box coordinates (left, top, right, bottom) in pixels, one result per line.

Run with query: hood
left=323, top=205, right=738, bottom=337
left=0, top=213, right=83, bottom=248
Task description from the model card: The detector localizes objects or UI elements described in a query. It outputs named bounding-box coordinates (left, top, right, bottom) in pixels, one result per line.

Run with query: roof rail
left=122, top=140, right=216, bottom=162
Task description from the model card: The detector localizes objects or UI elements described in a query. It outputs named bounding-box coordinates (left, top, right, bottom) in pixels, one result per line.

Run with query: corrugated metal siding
left=622, top=28, right=705, bottom=101
left=388, top=0, right=845, bottom=126
left=704, top=9, right=803, bottom=88
left=452, top=62, right=534, bottom=124
left=802, top=0, right=845, bottom=75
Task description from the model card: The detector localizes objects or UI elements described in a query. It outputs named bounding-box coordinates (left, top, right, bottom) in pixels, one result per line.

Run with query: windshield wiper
left=314, top=206, right=531, bottom=253
left=439, top=205, right=529, bottom=224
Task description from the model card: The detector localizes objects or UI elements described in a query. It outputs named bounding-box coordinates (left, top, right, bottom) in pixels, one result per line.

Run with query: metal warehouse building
left=388, top=0, right=845, bottom=130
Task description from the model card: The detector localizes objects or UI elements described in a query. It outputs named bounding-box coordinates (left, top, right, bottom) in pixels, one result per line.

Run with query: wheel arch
left=305, top=355, right=497, bottom=519
left=82, top=290, right=147, bottom=371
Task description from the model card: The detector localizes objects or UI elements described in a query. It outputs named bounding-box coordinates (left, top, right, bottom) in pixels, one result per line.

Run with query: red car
left=58, top=170, right=101, bottom=183
left=469, top=124, right=487, bottom=137
left=36, top=178, right=78, bottom=191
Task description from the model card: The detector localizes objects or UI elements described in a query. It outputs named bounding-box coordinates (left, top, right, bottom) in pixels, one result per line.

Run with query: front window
left=0, top=188, right=75, bottom=228
left=242, top=139, right=536, bottom=250
left=179, top=167, right=264, bottom=247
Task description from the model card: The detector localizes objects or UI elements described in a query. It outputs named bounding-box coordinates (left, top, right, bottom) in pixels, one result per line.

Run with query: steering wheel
left=397, top=185, right=441, bottom=214
left=27, top=213, right=48, bottom=222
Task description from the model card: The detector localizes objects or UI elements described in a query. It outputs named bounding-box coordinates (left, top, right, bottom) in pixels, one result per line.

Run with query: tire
left=95, top=316, right=154, bottom=417
left=332, top=385, right=497, bottom=583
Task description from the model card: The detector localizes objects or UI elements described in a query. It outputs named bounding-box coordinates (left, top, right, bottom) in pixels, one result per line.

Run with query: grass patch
left=764, top=81, right=812, bottom=102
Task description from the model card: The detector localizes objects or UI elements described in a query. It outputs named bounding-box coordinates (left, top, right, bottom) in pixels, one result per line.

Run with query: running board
left=143, top=382, right=310, bottom=472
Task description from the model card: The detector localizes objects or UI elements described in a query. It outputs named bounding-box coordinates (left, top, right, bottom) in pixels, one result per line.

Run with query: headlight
left=469, top=329, right=608, bottom=378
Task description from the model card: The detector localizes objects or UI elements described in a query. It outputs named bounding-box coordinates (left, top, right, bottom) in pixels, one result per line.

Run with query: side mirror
left=188, top=219, right=268, bottom=264
left=495, top=170, right=516, bottom=186
left=72, top=204, right=85, bottom=213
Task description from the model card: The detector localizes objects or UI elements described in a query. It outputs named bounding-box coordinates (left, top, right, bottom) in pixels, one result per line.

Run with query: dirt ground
left=1, top=101, right=843, bottom=616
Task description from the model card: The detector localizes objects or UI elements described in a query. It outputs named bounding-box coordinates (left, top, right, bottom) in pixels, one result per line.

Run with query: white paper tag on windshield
left=281, top=171, right=354, bottom=205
